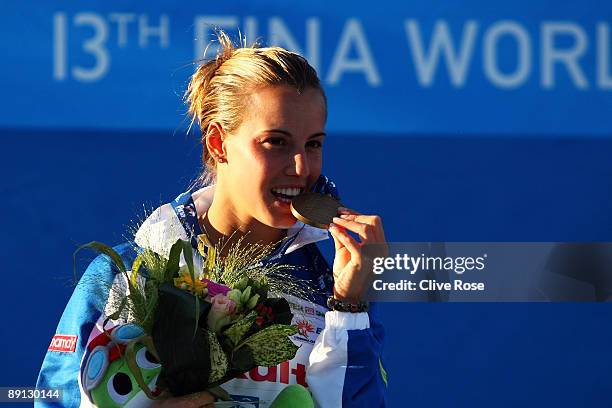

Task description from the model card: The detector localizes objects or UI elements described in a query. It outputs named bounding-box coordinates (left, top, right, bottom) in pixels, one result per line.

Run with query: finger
left=337, top=206, right=361, bottom=215
left=329, top=223, right=362, bottom=266
left=338, top=214, right=386, bottom=242
left=328, top=224, right=343, bottom=252
left=332, top=216, right=377, bottom=243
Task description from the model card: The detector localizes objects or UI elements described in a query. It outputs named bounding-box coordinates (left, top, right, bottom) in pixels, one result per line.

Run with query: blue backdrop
left=2, top=1, right=612, bottom=406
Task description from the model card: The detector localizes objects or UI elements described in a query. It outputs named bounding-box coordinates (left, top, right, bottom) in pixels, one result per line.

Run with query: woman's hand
left=152, top=390, right=216, bottom=408
left=329, top=208, right=388, bottom=303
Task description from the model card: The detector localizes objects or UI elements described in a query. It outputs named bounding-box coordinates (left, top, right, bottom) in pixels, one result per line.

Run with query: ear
left=204, top=122, right=227, bottom=163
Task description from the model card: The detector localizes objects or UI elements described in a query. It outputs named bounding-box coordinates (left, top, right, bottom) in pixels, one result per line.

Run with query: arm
left=35, top=243, right=133, bottom=408
left=307, top=304, right=387, bottom=408
left=307, top=207, right=389, bottom=407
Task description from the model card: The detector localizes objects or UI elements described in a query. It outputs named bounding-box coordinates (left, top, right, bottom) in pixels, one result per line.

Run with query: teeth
left=272, top=187, right=302, bottom=197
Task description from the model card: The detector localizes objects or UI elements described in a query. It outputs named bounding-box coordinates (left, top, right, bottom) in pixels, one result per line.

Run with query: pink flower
left=202, top=279, right=231, bottom=298
left=207, top=294, right=236, bottom=332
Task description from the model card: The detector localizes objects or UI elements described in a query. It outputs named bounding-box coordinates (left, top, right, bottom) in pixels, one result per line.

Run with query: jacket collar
left=134, top=185, right=329, bottom=258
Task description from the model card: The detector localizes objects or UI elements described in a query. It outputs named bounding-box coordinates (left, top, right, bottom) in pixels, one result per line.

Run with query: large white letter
left=138, top=14, right=169, bottom=48
left=404, top=19, right=478, bottom=87
left=269, top=17, right=321, bottom=73
left=72, top=13, right=109, bottom=82
left=483, top=21, right=531, bottom=89
left=194, top=16, right=238, bottom=60
left=597, top=23, right=612, bottom=89
left=53, top=13, right=67, bottom=80
left=326, top=18, right=380, bottom=86
left=109, top=13, right=135, bottom=48
left=541, top=22, right=588, bottom=89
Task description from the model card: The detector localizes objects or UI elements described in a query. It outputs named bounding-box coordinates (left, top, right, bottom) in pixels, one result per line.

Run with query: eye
left=306, top=140, right=323, bottom=149
left=107, top=372, right=133, bottom=404
left=263, top=137, right=287, bottom=147
left=83, top=346, right=109, bottom=391
left=136, top=346, right=161, bottom=369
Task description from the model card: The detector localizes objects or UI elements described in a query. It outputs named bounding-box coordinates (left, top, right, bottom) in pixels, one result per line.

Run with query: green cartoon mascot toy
left=80, top=324, right=162, bottom=407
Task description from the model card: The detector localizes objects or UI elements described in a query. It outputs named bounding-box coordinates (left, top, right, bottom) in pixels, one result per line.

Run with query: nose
left=287, top=150, right=310, bottom=178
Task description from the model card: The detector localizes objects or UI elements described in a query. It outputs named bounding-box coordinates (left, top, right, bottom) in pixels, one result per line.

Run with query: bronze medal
left=290, top=192, right=342, bottom=229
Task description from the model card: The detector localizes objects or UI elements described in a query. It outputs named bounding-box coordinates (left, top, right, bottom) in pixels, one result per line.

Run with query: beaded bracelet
left=326, top=296, right=369, bottom=313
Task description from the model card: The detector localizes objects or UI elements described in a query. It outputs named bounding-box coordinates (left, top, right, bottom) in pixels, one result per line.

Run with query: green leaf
left=141, top=249, right=166, bottom=282
left=197, top=234, right=210, bottom=258
left=74, top=241, right=126, bottom=281
left=234, top=277, right=249, bottom=292
left=228, top=289, right=242, bottom=304
left=165, top=239, right=183, bottom=281
left=142, top=285, right=159, bottom=333
left=125, top=341, right=156, bottom=399
left=205, top=330, right=229, bottom=383
left=379, top=358, right=388, bottom=387
left=198, top=234, right=217, bottom=278
left=237, top=324, right=299, bottom=367
left=246, top=293, right=260, bottom=310
left=181, top=240, right=196, bottom=284
left=240, top=286, right=252, bottom=304
left=179, top=240, right=201, bottom=338
left=224, top=311, right=257, bottom=347
left=130, top=253, right=144, bottom=288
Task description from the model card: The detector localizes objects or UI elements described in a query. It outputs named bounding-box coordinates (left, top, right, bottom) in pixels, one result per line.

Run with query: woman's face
left=219, top=85, right=327, bottom=229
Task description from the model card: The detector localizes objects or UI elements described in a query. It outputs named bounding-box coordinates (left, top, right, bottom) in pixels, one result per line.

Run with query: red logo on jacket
left=48, top=334, right=78, bottom=353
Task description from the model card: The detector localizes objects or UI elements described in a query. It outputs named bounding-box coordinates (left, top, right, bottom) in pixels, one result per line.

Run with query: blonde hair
left=185, top=30, right=326, bottom=185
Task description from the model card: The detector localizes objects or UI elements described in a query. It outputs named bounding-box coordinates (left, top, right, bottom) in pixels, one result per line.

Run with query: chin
left=262, top=207, right=298, bottom=229
left=262, top=198, right=298, bottom=229
left=268, top=215, right=298, bottom=229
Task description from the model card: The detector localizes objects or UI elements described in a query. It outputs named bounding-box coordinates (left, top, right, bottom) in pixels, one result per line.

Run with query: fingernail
left=340, top=214, right=351, bottom=219
left=332, top=217, right=341, bottom=223
left=328, top=223, right=336, bottom=231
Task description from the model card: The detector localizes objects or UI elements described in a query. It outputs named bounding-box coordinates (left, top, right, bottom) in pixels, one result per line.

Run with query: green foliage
left=236, top=324, right=299, bottom=367
left=78, top=233, right=305, bottom=387
left=379, top=358, right=388, bottom=387
left=228, top=286, right=261, bottom=313
left=138, top=249, right=167, bottom=282
left=75, top=241, right=152, bottom=328
left=206, top=330, right=229, bottom=383
left=223, top=311, right=257, bottom=347
left=178, top=240, right=200, bottom=337
left=130, top=253, right=144, bottom=288
left=166, top=239, right=183, bottom=280
left=125, top=340, right=156, bottom=400
left=141, top=281, right=159, bottom=333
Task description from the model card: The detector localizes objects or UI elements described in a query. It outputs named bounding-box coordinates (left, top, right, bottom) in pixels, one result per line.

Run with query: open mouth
left=271, top=187, right=304, bottom=204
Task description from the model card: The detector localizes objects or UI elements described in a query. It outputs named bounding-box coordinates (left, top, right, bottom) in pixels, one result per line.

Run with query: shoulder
left=134, top=203, right=190, bottom=258
left=80, top=242, right=137, bottom=283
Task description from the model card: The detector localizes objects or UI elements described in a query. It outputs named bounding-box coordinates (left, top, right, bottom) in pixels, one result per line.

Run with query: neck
left=200, top=192, right=286, bottom=254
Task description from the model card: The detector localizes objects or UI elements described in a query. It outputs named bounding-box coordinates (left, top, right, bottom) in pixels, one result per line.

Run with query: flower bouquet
left=77, top=234, right=316, bottom=407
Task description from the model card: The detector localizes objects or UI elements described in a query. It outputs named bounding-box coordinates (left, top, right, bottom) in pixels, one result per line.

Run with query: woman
left=37, top=31, right=387, bottom=407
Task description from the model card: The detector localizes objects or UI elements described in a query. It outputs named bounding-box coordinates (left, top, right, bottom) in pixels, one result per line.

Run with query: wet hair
left=185, top=30, right=326, bottom=185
